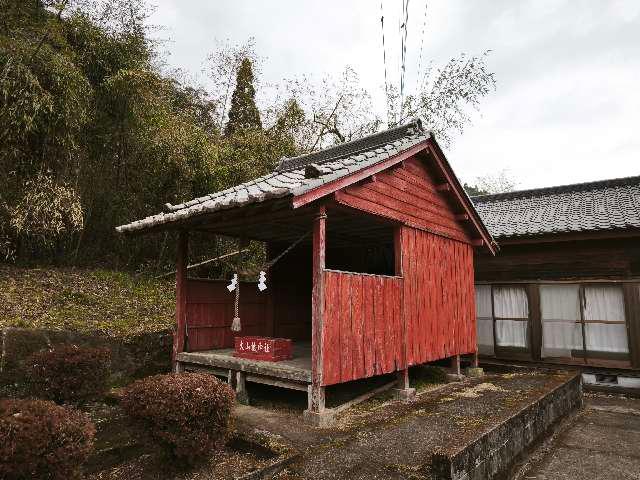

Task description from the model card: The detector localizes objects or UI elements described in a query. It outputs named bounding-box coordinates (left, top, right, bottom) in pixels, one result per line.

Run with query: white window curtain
left=540, top=284, right=581, bottom=358
left=475, top=285, right=494, bottom=355
left=583, top=285, right=628, bottom=354
left=493, top=286, right=528, bottom=348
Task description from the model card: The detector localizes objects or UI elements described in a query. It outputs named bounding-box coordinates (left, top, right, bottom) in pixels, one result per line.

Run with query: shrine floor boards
left=177, top=342, right=312, bottom=384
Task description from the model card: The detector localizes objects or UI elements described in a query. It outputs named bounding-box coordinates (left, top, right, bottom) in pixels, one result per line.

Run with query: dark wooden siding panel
left=401, top=226, right=477, bottom=365
left=337, top=156, right=472, bottom=244
left=475, top=238, right=640, bottom=282
left=185, top=279, right=268, bottom=351
left=322, top=271, right=402, bottom=385
left=269, top=245, right=312, bottom=340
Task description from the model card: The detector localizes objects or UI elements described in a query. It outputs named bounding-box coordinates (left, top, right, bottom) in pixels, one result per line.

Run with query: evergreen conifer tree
left=224, top=58, right=262, bottom=136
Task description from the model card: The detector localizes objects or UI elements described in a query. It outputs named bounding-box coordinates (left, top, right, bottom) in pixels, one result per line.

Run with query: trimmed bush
left=26, top=345, right=111, bottom=404
left=121, top=372, right=235, bottom=464
left=0, top=398, right=95, bottom=480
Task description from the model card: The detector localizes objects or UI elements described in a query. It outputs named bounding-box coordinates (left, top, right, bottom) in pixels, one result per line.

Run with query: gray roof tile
left=116, top=120, right=430, bottom=233
left=473, top=176, right=640, bottom=238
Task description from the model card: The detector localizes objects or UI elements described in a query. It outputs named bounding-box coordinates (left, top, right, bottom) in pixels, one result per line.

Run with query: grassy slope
left=0, top=266, right=175, bottom=337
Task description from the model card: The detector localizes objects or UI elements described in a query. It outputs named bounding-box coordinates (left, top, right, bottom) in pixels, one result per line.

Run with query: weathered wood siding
left=322, top=270, right=403, bottom=385
left=336, top=156, right=472, bottom=245
left=401, top=226, right=477, bottom=365
left=185, top=279, right=268, bottom=351
left=475, top=238, right=640, bottom=282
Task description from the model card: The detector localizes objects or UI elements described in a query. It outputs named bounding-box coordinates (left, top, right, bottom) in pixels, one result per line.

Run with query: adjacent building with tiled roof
left=473, top=174, right=640, bottom=380
left=472, top=176, right=640, bottom=239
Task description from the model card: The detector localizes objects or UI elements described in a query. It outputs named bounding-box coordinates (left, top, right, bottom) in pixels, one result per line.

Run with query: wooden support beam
left=235, top=371, right=249, bottom=405
left=455, top=214, right=469, bottom=221
left=308, top=205, right=327, bottom=417
left=394, top=368, right=415, bottom=401
left=471, top=352, right=479, bottom=368
left=623, top=283, right=640, bottom=369
left=333, top=380, right=396, bottom=414
left=172, top=230, right=188, bottom=372
left=471, top=239, right=485, bottom=247
left=527, top=284, right=542, bottom=362
left=450, top=354, right=461, bottom=375
left=436, top=183, right=451, bottom=192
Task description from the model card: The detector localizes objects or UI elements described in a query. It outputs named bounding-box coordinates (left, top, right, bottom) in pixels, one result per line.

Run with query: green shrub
left=121, top=372, right=235, bottom=464
left=26, top=345, right=111, bottom=404
left=0, top=398, right=95, bottom=480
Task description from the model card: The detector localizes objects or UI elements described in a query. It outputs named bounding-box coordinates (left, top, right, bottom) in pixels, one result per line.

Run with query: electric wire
left=380, top=0, right=390, bottom=125
left=400, top=0, right=410, bottom=120
left=415, top=0, right=428, bottom=96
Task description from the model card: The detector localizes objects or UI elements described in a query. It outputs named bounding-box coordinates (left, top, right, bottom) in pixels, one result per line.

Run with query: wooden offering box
left=234, top=336, right=293, bottom=362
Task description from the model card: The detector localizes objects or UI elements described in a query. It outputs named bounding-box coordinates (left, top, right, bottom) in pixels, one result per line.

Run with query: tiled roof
left=116, top=120, right=429, bottom=233
left=472, top=176, right=640, bottom=239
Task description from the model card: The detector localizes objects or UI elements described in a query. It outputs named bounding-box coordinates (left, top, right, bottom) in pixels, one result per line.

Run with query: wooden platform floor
left=177, top=342, right=312, bottom=384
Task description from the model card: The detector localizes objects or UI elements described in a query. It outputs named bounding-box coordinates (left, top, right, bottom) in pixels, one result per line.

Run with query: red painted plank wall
left=401, top=227, right=477, bottom=365
left=322, top=270, right=403, bottom=386
left=336, top=156, right=471, bottom=244
left=185, top=279, right=268, bottom=351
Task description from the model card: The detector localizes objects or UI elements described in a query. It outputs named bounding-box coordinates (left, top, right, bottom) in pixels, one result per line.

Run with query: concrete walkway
left=518, top=393, right=640, bottom=480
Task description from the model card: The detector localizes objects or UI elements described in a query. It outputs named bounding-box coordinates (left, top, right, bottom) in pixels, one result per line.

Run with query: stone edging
left=431, top=373, right=582, bottom=480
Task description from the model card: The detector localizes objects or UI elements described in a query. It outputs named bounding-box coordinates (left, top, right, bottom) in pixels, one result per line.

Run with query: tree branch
left=310, top=94, right=344, bottom=150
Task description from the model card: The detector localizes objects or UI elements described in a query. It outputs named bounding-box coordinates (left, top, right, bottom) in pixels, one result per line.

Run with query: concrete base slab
left=446, top=373, right=464, bottom=382
left=303, top=409, right=335, bottom=428
left=465, top=367, right=484, bottom=378
left=394, top=387, right=416, bottom=402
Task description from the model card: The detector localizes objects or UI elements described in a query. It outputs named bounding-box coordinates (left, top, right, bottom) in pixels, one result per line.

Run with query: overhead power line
left=415, top=0, right=428, bottom=95
left=380, top=0, right=390, bottom=125
left=400, top=0, right=410, bottom=119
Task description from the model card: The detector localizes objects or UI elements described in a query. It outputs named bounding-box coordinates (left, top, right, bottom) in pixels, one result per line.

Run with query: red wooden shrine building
left=117, top=120, right=496, bottom=424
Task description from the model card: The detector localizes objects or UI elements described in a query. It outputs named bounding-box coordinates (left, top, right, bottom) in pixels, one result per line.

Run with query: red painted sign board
left=234, top=336, right=293, bottom=362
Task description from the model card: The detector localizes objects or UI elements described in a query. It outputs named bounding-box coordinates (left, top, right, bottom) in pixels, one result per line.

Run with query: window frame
left=575, top=283, right=630, bottom=361
left=490, top=284, right=533, bottom=360
left=476, top=281, right=633, bottom=365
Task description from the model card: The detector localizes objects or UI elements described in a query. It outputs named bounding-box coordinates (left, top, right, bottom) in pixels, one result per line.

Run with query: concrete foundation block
left=394, top=387, right=416, bottom=402
left=303, top=409, right=335, bottom=427
left=447, top=373, right=465, bottom=382
left=465, top=367, right=484, bottom=378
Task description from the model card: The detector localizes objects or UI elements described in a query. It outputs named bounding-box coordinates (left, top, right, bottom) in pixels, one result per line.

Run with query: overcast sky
left=149, top=0, right=640, bottom=190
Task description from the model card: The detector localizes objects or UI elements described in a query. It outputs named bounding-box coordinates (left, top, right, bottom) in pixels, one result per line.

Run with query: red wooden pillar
left=394, top=226, right=415, bottom=401
left=172, top=230, right=189, bottom=372
left=305, top=205, right=332, bottom=425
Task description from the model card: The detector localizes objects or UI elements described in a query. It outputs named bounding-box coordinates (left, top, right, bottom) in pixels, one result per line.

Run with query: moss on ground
left=411, top=365, right=448, bottom=392
left=0, top=266, right=175, bottom=337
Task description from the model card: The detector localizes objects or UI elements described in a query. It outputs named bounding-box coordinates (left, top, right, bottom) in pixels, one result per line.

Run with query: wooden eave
left=290, top=138, right=498, bottom=255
